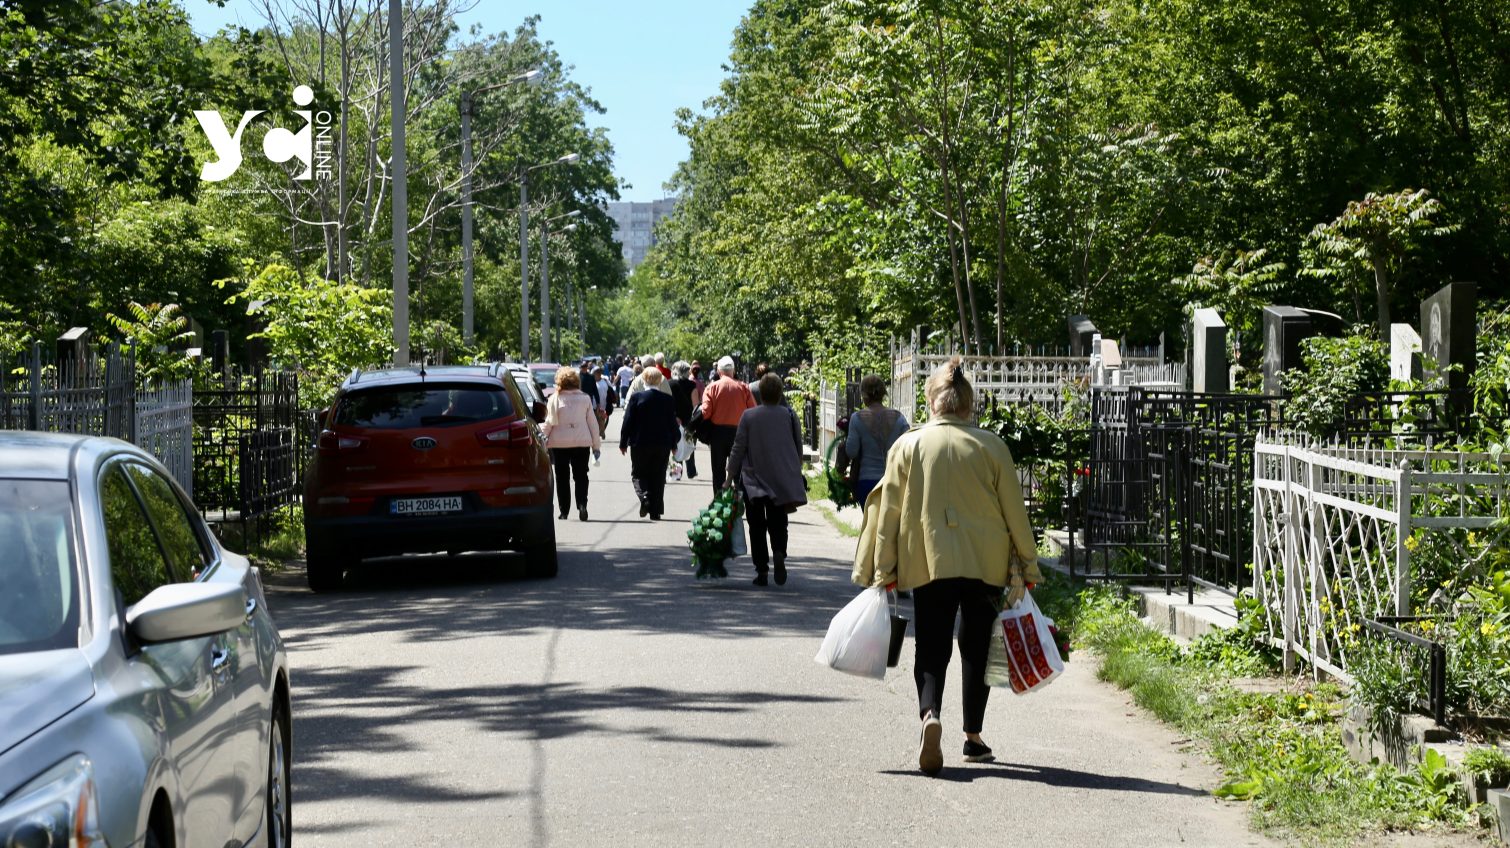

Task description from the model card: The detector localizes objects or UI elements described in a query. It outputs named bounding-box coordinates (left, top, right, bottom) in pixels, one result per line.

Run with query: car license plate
left=390, top=496, right=463, bottom=515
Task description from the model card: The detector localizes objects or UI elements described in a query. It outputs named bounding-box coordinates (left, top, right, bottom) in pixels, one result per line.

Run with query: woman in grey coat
left=724, top=373, right=807, bottom=586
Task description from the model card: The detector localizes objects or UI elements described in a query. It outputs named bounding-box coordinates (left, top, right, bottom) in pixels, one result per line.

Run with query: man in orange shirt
left=700, top=355, right=755, bottom=492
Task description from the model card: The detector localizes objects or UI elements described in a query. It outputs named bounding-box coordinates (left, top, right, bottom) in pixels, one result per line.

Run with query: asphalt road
left=265, top=417, right=1272, bottom=847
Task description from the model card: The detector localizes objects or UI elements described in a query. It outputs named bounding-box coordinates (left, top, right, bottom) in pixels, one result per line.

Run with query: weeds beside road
left=1063, top=577, right=1492, bottom=847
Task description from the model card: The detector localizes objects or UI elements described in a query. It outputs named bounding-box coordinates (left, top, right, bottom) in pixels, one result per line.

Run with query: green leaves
left=217, top=262, right=394, bottom=408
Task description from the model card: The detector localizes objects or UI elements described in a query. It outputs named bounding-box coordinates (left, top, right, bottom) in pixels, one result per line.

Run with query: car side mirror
left=532, top=401, right=547, bottom=424
left=126, top=582, right=246, bottom=643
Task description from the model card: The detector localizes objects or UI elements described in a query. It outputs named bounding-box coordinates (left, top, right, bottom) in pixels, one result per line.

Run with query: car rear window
left=334, top=383, right=514, bottom=429
left=531, top=370, right=556, bottom=389
left=0, top=479, right=79, bottom=655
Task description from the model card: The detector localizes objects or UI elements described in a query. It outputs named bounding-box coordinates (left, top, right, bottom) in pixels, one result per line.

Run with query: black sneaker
left=579, top=507, right=588, bottom=522
left=752, top=571, right=768, bottom=587
left=639, top=503, right=648, bottom=518
left=773, top=563, right=787, bottom=585
left=962, top=740, right=995, bottom=763
left=558, top=509, right=568, bottom=520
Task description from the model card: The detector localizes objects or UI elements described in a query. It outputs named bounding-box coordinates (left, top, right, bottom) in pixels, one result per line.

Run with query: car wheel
left=265, top=703, right=292, bottom=848
left=305, top=545, right=345, bottom=593
left=524, top=521, right=558, bottom=579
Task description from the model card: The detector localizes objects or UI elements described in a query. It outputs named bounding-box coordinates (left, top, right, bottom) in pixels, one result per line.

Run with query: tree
left=1301, top=189, right=1457, bottom=337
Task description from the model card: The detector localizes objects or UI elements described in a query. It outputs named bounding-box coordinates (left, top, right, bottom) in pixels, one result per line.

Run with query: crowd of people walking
left=542, top=351, right=1040, bottom=777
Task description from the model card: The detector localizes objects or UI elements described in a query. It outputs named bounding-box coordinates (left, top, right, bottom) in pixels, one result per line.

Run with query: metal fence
left=1079, top=386, right=1280, bottom=597
left=1251, top=437, right=1510, bottom=681
left=193, top=369, right=303, bottom=541
left=0, top=342, right=194, bottom=495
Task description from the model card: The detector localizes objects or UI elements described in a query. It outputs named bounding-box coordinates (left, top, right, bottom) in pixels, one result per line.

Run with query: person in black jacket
left=619, top=368, right=681, bottom=520
left=668, top=360, right=700, bottom=480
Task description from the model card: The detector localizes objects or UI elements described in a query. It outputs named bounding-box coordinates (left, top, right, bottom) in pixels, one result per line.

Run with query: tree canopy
left=628, top=0, right=1510, bottom=370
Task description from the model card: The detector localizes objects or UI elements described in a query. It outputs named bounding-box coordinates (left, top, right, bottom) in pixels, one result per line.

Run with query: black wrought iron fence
left=0, top=342, right=194, bottom=495
left=193, top=368, right=302, bottom=542
left=1081, top=386, right=1280, bottom=597
left=1338, top=389, right=1468, bottom=447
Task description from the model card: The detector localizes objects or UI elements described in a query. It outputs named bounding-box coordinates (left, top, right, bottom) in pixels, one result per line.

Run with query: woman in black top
left=668, top=360, right=699, bottom=480
left=619, top=368, right=681, bottom=519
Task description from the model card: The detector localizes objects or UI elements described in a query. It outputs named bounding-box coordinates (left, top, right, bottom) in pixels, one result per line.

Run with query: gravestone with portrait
left=1390, top=323, right=1422, bottom=383
left=1068, top=315, right=1098, bottom=358
left=1190, top=307, right=1229, bottom=393
left=1261, top=306, right=1316, bottom=396
left=1419, top=282, right=1476, bottom=395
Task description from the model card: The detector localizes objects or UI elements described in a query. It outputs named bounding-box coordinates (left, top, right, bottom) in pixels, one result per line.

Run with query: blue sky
left=183, top=0, right=749, bottom=202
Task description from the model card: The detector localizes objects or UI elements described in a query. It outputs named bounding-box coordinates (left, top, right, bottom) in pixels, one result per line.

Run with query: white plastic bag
left=984, top=590, right=1063, bottom=694
left=814, top=586, right=892, bottom=679
left=674, top=428, right=695, bottom=462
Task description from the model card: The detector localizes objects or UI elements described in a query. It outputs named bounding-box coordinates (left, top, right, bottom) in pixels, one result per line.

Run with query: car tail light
left=317, top=431, right=366, bottom=453
left=477, top=420, right=532, bottom=447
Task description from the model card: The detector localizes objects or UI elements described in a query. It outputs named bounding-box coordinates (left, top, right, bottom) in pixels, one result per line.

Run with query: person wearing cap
left=700, top=355, right=756, bottom=492
left=851, top=356, right=1040, bottom=777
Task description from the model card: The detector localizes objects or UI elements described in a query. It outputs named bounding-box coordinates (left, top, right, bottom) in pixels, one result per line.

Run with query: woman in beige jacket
left=852, top=357, right=1042, bottom=776
left=543, top=366, right=602, bottom=521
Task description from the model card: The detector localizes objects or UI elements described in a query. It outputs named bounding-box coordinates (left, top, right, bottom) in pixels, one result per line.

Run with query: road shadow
left=879, top=760, right=1210, bottom=795
left=263, top=540, right=860, bottom=646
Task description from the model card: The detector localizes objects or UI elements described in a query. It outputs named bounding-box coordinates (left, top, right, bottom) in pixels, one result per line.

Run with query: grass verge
left=212, top=504, right=303, bottom=573
left=1070, top=582, right=1485, bottom=847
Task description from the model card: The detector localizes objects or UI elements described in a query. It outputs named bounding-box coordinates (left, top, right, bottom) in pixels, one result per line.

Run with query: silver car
left=0, top=433, right=291, bottom=847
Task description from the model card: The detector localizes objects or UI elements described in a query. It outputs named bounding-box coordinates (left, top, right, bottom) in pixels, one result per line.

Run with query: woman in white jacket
left=543, top=366, right=602, bottom=521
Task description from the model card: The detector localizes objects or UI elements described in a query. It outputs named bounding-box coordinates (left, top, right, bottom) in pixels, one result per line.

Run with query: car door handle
left=245, top=598, right=258, bottom=621
left=211, top=647, right=231, bottom=672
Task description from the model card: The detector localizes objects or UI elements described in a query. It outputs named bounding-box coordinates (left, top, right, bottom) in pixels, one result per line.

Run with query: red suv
left=302, top=364, right=555, bottom=591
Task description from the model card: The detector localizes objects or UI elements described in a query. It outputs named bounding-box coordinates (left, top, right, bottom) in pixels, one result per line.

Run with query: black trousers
left=912, top=577, right=1001, bottom=734
left=550, top=447, right=591, bottom=513
left=683, top=450, right=698, bottom=479
left=630, top=445, right=672, bottom=517
left=708, top=425, right=738, bottom=492
left=744, top=496, right=788, bottom=571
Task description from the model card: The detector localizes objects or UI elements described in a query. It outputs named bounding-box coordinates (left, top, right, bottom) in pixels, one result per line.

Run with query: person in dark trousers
left=851, top=357, right=1041, bottom=776
left=846, top=375, right=910, bottom=506
left=724, top=374, right=807, bottom=586
left=668, top=360, right=700, bottom=479
left=700, top=355, right=755, bottom=492
left=619, top=368, right=680, bottom=520
left=542, top=366, right=601, bottom=521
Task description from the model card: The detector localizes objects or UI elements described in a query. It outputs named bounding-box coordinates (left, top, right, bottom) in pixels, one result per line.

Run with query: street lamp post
left=518, top=153, right=579, bottom=361
left=539, top=210, right=580, bottom=363
left=460, top=68, right=541, bottom=348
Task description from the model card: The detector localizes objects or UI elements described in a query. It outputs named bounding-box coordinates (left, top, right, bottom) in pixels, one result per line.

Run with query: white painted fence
left=1252, top=436, right=1510, bottom=680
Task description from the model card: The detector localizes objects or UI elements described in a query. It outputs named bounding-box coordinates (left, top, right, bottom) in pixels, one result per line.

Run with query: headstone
left=188, top=317, right=205, bottom=349
left=1261, top=306, right=1316, bottom=395
left=210, top=329, right=230, bottom=375
left=1390, top=323, right=1422, bottom=383
left=1068, top=315, right=1098, bottom=358
left=1191, top=307, right=1229, bottom=393
left=1420, top=282, right=1476, bottom=393
left=56, top=327, right=90, bottom=378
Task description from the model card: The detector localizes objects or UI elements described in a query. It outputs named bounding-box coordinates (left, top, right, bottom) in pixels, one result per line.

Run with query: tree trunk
left=1371, top=247, right=1391, bottom=338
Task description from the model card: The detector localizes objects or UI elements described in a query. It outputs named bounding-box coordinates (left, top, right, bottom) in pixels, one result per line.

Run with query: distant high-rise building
left=606, top=198, right=678, bottom=270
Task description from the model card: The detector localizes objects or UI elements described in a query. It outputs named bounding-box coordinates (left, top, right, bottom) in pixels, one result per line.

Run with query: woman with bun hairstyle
left=852, top=357, right=1041, bottom=776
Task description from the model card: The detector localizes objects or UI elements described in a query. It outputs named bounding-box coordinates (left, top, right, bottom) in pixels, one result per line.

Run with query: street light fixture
left=539, top=211, right=580, bottom=362
left=459, top=67, right=543, bottom=348
left=519, top=153, right=579, bottom=361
